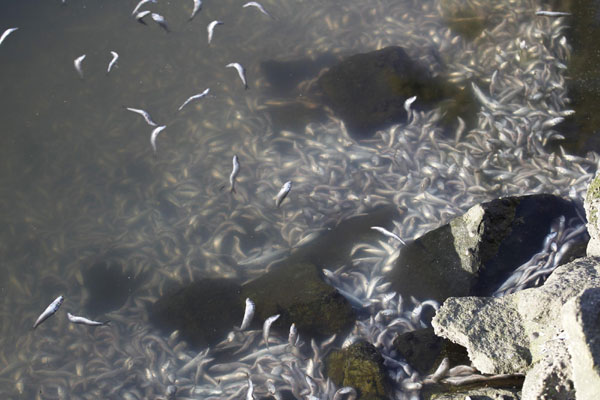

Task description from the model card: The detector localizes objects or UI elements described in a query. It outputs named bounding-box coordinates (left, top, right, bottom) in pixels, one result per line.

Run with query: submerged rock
left=387, top=194, right=585, bottom=302
left=325, top=341, right=390, bottom=400
left=584, top=170, right=600, bottom=256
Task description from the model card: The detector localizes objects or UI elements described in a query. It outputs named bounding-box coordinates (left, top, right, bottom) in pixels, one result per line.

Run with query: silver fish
left=226, top=62, right=248, bottom=89
left=33, top=295, right=64, bottom=329
left=74, top=54, right=86, bottom=78
left=243, top=2, right=273, bottom=18
left=230, top=155, right=240, bottom=193
left=263, top=314, right=280, bottom=349
left=535, top=10, right=571, bottom=17
left=288, top=323, right=298, bottom=347
left=125, top=107, right=158, bottom=126
left=370, top=226, right=407, bottom=245
left=0, top=27, right=18, bottom=46
left=189, top=0, right=202, bottom=21
left=178, top=88, right=210, bottom=111
left=151, top=125, right=167, bottom=153
left=132, top=0, right=157, bottom=15
left=135, top=10, right=152, bottom=24
left=207, top=20, right=223, bottom=44
left=246, top=376, right=255, bottom=400
left=67, top=313, right=108, bottom=326
left=275, top=181, right=292, bottom=207
left=107, top=51, right=119, bottom=74
left=151, top=13, right=169, bottom=32
left=239, top=298, right=255, bottom=330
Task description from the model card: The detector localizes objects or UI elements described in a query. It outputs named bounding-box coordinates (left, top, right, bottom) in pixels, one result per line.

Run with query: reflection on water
left=0, top=0, right=595, bottom=398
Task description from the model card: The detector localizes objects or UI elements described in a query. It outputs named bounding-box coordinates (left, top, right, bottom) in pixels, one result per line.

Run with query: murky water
left=0, top=0, right=595, bottom=399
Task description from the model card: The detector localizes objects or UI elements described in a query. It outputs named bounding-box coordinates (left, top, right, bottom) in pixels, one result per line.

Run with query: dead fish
left=33, top=296, right=64, bottom=329
left=124, top=107, right=157, bottom=126
left=135, top=10, right=152, bottom=24
left=107, top=51, right=119, bottom=74
left=535, top=10, right=571, bottom=16
left=288, top=323, right=298, bottom=347
left=239, top=298, right=255, bottom=330
left=178, top=88, right=210, bottom=111
left=132, top=0, right=157, bottom=15
left=230, top=155, right=240, bottom=193
left=0, top=27, right=18, bottom=46
left=189, top=0, right=202, bottom=21
left=207, top=20, right=223, bottom=44
left=263, top=314, right=280, bottom=349
left=246, top=375, right=255, bottom=400
left=67, top=313, right=109, bottom=326
left=150, top=125, right=167, bottom=153
left=370, top=226, right=407, bottom=245
left=226, top=62, right=248, bottom=89
left=275, top=181, right=292, bottom=207
left=74, top=54, right=86, bottom=78
left=151, top=13, right=170, bottom=32
left=243, top=2, right=273, bottom=18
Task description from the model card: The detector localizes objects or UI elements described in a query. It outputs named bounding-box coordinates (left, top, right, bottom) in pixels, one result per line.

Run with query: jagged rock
left=585, top=171, right=600, bottom=256
left=325, top=341, right=390, bottom=400
left=561, top=287, right=600, bottom=399
left=432, top=257, right=600, bottom=375
left=388, top=194, right=584, bottom=302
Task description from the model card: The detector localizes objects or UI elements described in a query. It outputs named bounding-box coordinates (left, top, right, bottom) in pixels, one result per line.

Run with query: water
left=0, top=0, right=595, bottom=399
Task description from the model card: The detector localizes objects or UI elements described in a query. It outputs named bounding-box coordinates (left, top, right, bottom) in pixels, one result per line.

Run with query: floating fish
left=0, top=27, right=18, bottom=47
left=132, top=0, right=157, bottom=15
left=107, top=51, right=119, bottom=74
left=178, top=88, right=210, bottom=111
left=67, top=313, right=109, bottom=326
left=262, top=314, right=280, bottom=349
left=239, top=297, right=255, bottom=330
left=150, top=125, right=167, bottom=153
left=226, top=62, right=248, bottom=89
left=535, top=10, right=571, bottom=17
left=370, top=226, right=407, bottom=245
left=207, top=20, right=223, bottom=44
left=151, top=13, right=170, bottom=32
left=288, top=323, right=298, bottom=347
left=33, top=295, right=64, bottom=329
left=124, top=107, right=158, bottom=126
left=135, top=10, right=152, bottom=24
left=189, top=0, right=202, bottom=21
left=230, top=155, right=240, bottom=193
left=243, top=2, right=273, bottom=19
left=275, top=181, right=292, bottom=207
left=74, top=54, right=86, bottom=78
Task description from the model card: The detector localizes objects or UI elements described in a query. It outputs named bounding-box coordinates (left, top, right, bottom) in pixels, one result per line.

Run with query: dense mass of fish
left=0, top=0, right=593, bottom=399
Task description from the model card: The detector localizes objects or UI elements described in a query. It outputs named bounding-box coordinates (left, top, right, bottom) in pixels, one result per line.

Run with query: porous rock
left=585, top=170, right=600, bottom=256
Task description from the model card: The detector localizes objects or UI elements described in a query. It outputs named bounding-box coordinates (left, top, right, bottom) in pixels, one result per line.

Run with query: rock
left=432, top=257, right=600, bottom=375
left=585, top=171, right=600, bottom=256
left=325, top=341, right=390, bottom=400
left=561, top=287, right=600, bottom=399
left=149, top=279, right=243, bottom=349
left=388, top=194, right=585, bottom=302
left=427, top=387, right=521, bottom=400
left=241, top=261, right=355, bottom=339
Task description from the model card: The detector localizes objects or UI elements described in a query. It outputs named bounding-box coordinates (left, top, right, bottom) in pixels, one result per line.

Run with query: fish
left=535, top=10, right=571, bottom=17
left=226, top=62, right=248, bottom=89
left=135, top=10, right=152, bottom=24
left=33, top=295, right=64, bottom=329
left=131, top=0, right=157, bottom=15
left=67, top=313, right=109, bottom=326
left=288, top=323, right=298, bottom=347
left=107, top=51, right=119, bottom=74
left=150, top=125, right=167, bottom=153
left=370, top=226, right=407, bottom=245
left=239, top=298, right=255, bottom=330
left=207, top=20, right=223, bottom=44
left=230, top=155, right=240, bottom=193
left=74, top=54, right=86, bottom=78
left=275, top=181, right=292, bottom=207
left=178, top=88, right=210, bottom=111
left=151, top=13, right=170, bottom=32
left=243, top=2, right=273, bottom=18
left=262, top=314, right=280, bottom=349
left=0, top=27, right=18, bottom=46
left=125, top=107, right=158, bottom=126
left=189, top=0, right=202, bottom=21
left=246, top=375, right=254, bottom=400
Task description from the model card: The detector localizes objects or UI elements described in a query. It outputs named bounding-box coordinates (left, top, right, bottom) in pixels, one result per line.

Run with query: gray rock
left=562, top=287, right=600, bottom=399
left=585, top=171, right=600, bottom=257
left=432, top=257, right=600, bottom=375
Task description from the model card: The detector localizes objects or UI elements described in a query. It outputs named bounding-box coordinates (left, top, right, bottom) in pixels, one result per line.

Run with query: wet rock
left=150, top=279, right=243, bottom=349
left=387, top=194, right=585, bottom=302
left=584, top=170, right=600, bottom=256
left=241, top=261, right=355, bottom=339
left=325, top=341, right=390, bottom=400
left=432, top=257, right=600, bottom=375
left=561, top=287, right=600, bottom=399
left=317, top=46, right=472, bottom=139
left=392, top=328, right=469, bottom=376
